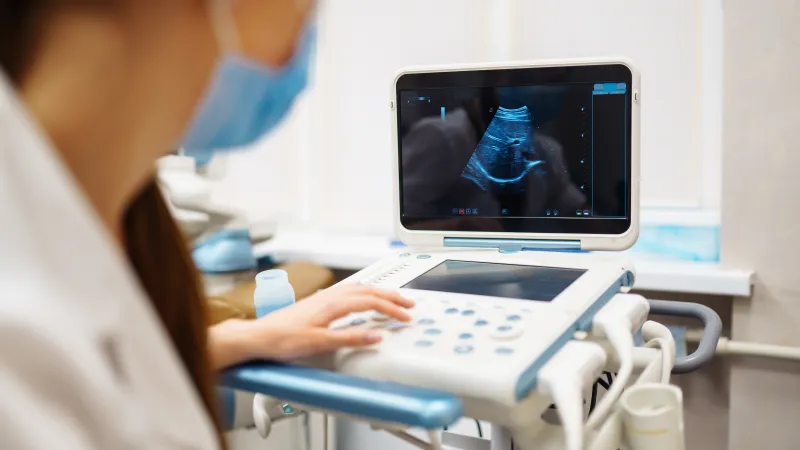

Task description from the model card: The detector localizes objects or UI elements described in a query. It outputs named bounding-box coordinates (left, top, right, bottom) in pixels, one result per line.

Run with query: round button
left=459, top=333, right=473, bottom=340
left=371, top=312, right=390, bottom=322
left=415, top=340, right=433, bottom=348
left=474, top=319, right=489, bottom=327
left=490, top=324, right=523, bottom=340
left=418, top=318, right=435, bottom=325
left=444, top=307, right=459, bottom=314
left=350, top=318, right=366, bottom=326
left=386, top=321, right=409, bottom=331
left=496, top=347, right=514, bottom=355
left=400, top=253, right=411, bottom=257
left=424, top=328, right=442, bottom=336
left=416, top=254, right=431, bottom=259
left=461, top=309, right=475, bottom=316
left=454, top=345, right=474, bottom=355
left=507, top=314, right=522, bottom=322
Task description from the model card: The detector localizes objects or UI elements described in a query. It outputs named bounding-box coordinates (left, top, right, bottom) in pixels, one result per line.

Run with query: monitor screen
left=396, top=64, right=633, bottom=235
left=402, top=260, right=587, bottom=301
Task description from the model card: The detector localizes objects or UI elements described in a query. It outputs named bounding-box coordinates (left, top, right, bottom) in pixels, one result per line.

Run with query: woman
left=0, top=1, right=413, bottom=448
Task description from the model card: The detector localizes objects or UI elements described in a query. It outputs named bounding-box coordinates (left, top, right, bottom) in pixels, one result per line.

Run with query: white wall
left=515, top=0, right=722, bottom=211
left=721, top=0, right=800, bottom=448
left=212, top=0, right=722, bottom=234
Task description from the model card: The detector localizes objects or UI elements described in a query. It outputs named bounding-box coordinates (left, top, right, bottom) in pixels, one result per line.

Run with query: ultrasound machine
left=221, top=59, right=722, bottom=450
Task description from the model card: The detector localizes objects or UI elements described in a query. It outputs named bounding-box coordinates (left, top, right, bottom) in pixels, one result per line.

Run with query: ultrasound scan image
left=460, top=106, right=547, bottom=195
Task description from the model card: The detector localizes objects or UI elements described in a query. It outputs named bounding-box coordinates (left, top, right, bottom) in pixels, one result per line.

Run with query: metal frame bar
left=648, top=300, right=722, bottom=374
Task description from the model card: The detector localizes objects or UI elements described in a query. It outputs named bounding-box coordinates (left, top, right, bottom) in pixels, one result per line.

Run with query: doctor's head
left=0, top=0, right=317, bottom=158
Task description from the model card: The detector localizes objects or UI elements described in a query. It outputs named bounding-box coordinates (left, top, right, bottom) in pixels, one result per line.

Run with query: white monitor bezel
left=390, top=57, right=640, bottom=251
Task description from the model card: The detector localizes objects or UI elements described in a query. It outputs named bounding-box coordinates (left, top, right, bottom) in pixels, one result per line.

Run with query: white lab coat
left=0, top=74, right=218, bottom=448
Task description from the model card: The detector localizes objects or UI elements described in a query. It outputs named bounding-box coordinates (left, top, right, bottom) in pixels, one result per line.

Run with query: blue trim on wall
left=629, top=224, right=720, bottom=262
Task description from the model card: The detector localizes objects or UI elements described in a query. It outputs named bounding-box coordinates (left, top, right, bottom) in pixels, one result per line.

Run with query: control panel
left=357, top=254, right=416, bottom=287
left=329, top=287, right=576, bottom=405
left=329, top=250, right=633, bottom=404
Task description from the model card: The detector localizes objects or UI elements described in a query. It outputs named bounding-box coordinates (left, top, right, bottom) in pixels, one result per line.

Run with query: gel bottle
left=253, top=269, right=296, bottom=318
left=218, top=269, right=297, bottom=432
left=251, top=269, right=298, bottom=439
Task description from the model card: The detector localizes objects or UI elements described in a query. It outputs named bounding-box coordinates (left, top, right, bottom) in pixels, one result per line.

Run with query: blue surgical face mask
left=180, top=11, right=316, bottom=166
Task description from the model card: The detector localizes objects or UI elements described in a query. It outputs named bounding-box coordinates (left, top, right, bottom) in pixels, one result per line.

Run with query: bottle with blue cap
left=254, top=269, right=296, bottom=318
left=217, top=269, right=297, bottom=433
left=251, top=269, right=297, bottom=438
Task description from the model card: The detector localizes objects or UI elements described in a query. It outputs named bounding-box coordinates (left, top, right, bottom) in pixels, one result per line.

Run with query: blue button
left=498, top=325, right=512, bottom=332
left=351, top=318, right=366, bottom=326
left=461, top=309, right=475, bottom=316
left=507, top=315, right=522, bottom=321
left=496, top=347, right=514, bottom=355
left=424, top=328, right=442, bottom=335
left=386, top=322, right=408, bottom=330
left=454, top=345, right=474, bottom=354
left=474, top=320, right=489, bottom=327
left=417, top=255, right=431, bottom=259
left=418, top=318, right=435, bottom=325
left=459, top=333, right=473, bottom=340
left=415, top=340, right=433, bottom=348
left=445, top=308, right=459, bottom=314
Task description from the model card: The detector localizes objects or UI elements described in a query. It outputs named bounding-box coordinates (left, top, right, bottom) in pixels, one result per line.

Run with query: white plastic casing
left=390, top=57, right=641, bottom=251
left=621, top=384, right=686, bottom=450
left=536, top=341, right=608, bottom=450
left=538, top=340, right=608, bottom=394
left=592, top=293, right=650, bottom=336
left=330, top=250, right=634, bottom=405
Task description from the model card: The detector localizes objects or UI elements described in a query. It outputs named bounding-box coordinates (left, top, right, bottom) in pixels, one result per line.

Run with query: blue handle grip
left=220, top=362, right=463, bottom=429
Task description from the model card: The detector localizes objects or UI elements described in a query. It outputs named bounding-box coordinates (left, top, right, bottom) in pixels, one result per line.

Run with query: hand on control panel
left=213, top=285, right=415, bottom=365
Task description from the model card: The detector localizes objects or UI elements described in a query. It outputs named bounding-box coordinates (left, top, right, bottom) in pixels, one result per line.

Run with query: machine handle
left=647, top=300, right=722, bottom=374
left=220, top=361, right=463, bottom=429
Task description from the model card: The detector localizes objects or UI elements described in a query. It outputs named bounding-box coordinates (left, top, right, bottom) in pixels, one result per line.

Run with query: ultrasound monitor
left=392, top=61, right=639, bottom=248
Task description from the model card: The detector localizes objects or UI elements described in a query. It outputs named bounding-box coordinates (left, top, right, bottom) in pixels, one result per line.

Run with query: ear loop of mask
left=208, top=0, right=241, bottom=55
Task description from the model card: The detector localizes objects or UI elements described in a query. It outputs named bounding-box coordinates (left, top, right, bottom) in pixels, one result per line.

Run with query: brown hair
left=1, top=2, right=226, bottom=447
left=123, top=182, right=227, bottom=446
